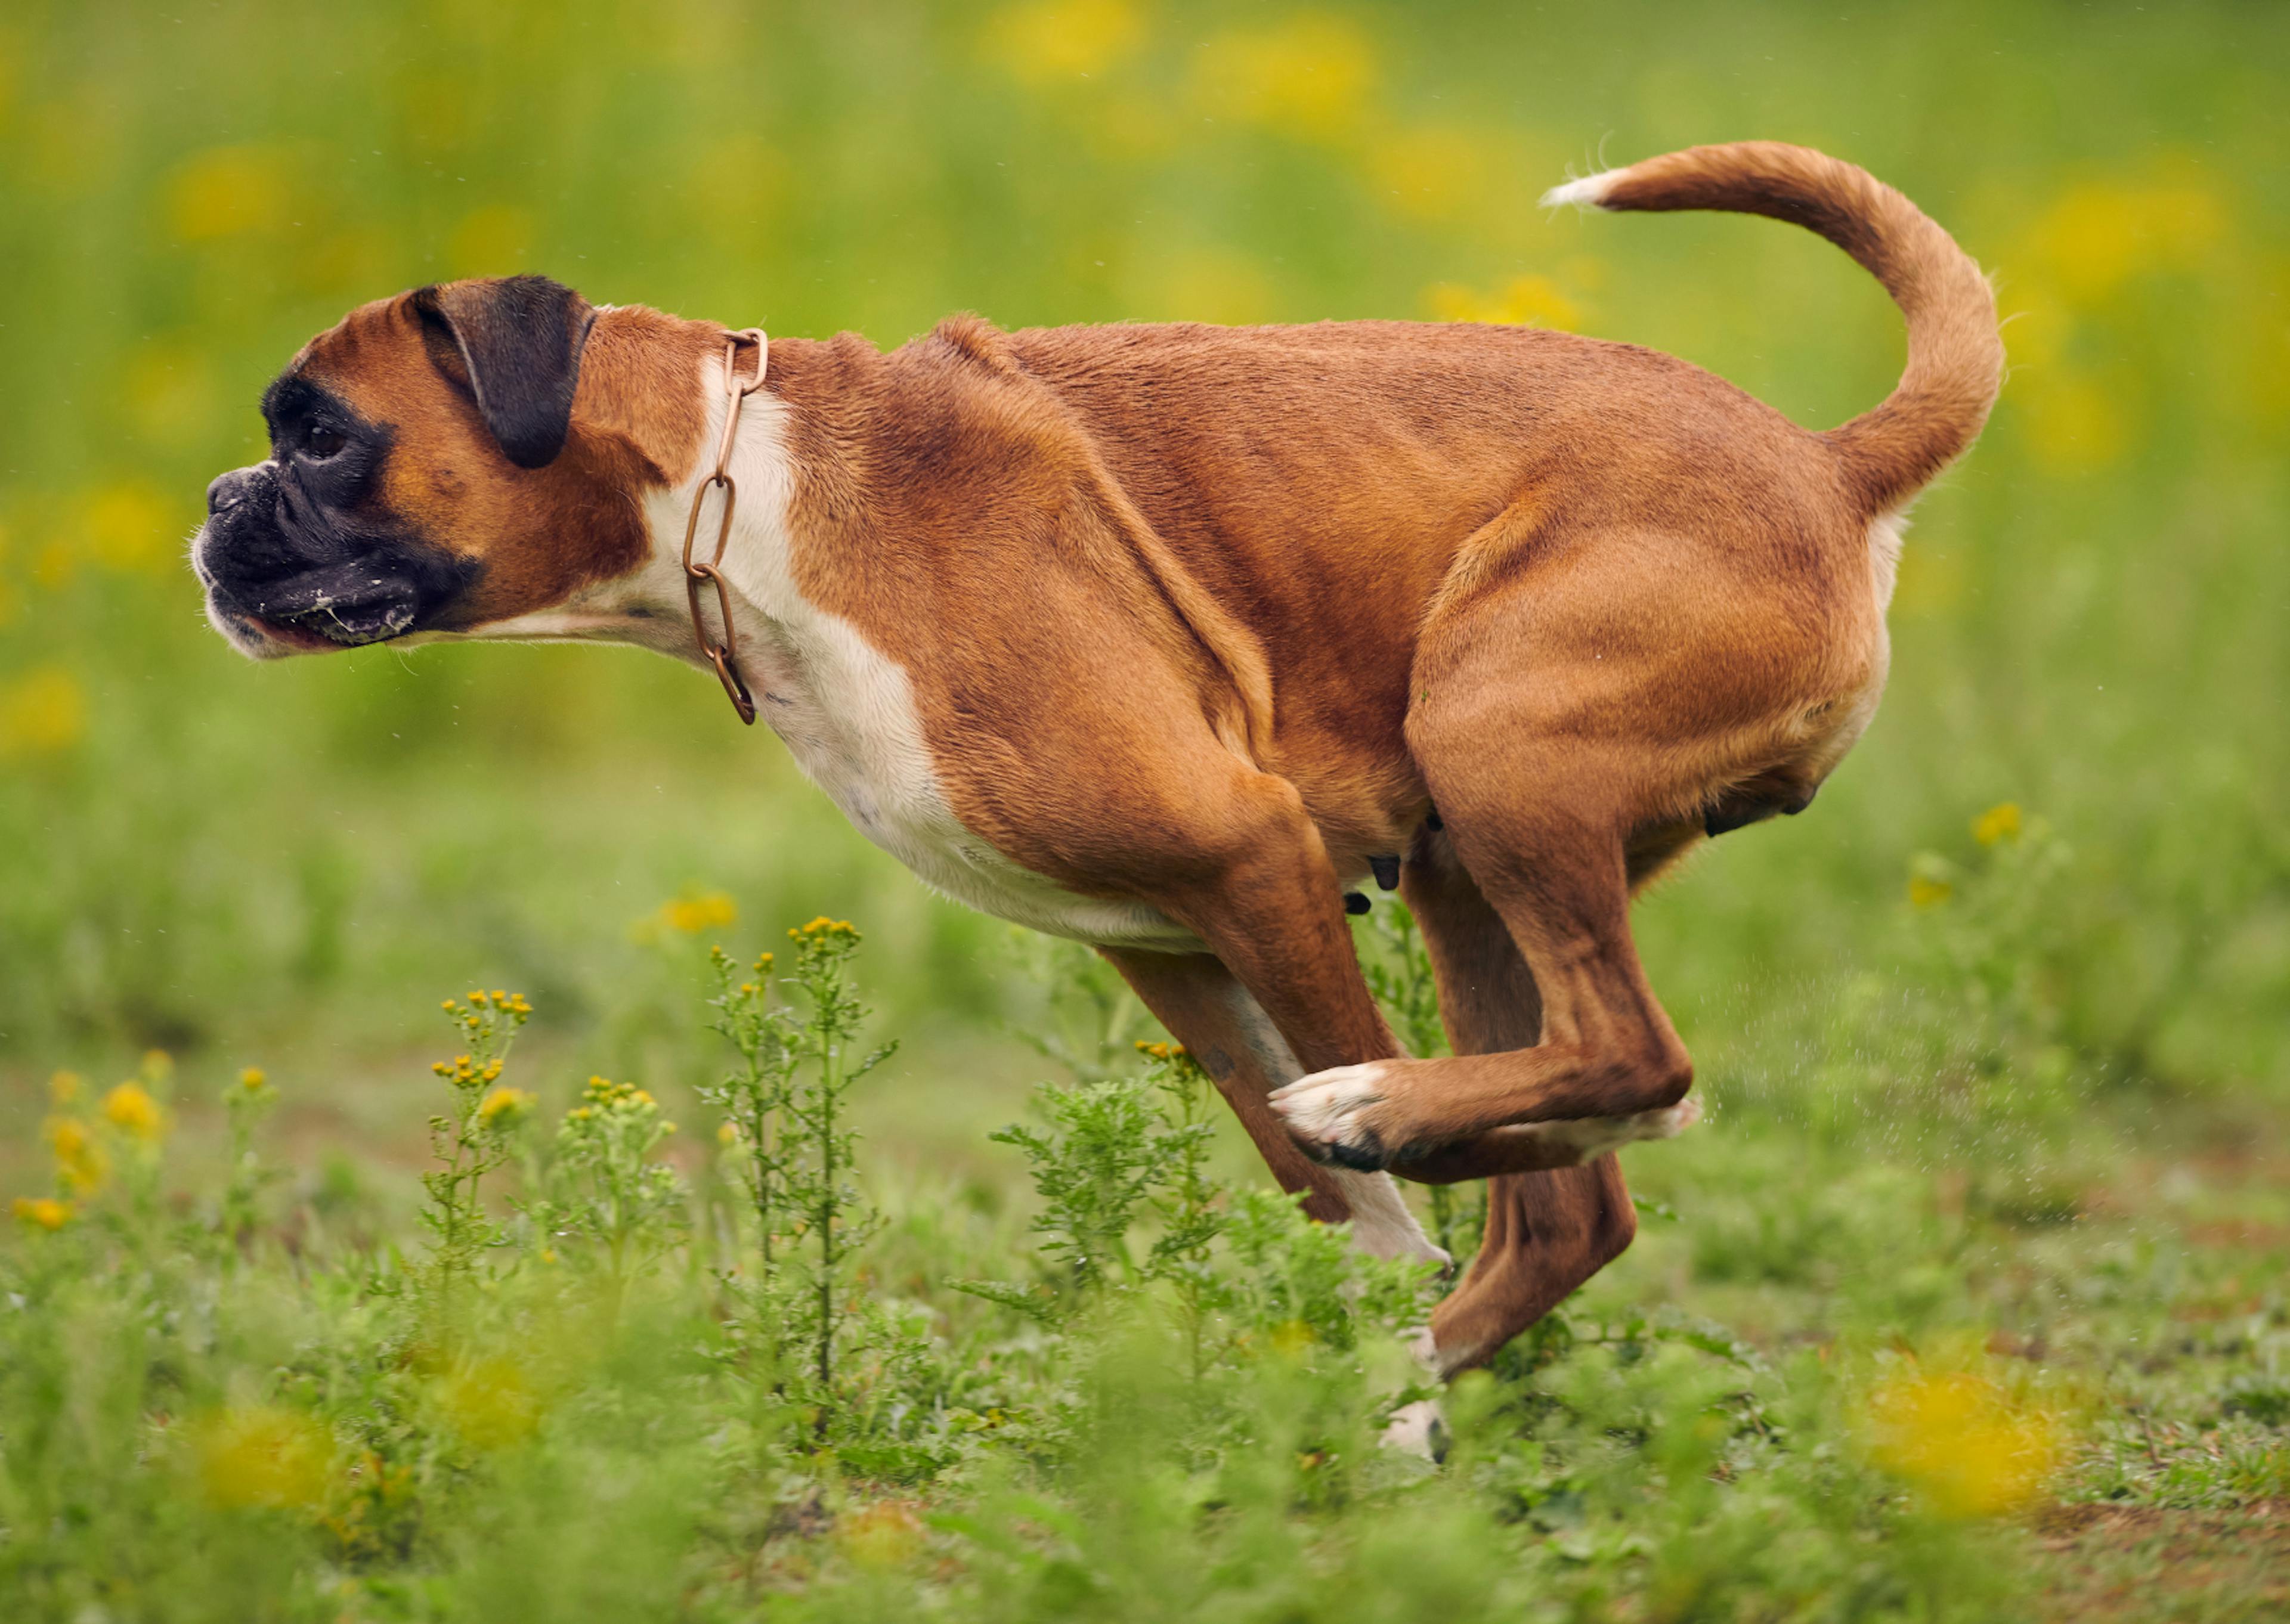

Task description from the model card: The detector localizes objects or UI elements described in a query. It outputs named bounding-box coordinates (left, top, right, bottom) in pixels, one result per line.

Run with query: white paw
left=1268, top=1061, right=1394, bottom=1166
left=1381, top=1397, right=1448, bottom=1461
left=1526, top=1095, right=1702, bottom=1160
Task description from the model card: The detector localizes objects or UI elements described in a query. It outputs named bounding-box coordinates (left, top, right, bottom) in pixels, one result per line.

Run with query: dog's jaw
left=191, top=524, right=315, bottom=661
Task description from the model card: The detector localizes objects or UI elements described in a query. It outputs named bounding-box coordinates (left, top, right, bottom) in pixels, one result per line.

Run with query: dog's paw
left=1381, top=1397, right=1449, bottom=1462
left=1269, top=1061, right=1396, bottom=1170
left=1527, top=1095, right=1703, bottom=1161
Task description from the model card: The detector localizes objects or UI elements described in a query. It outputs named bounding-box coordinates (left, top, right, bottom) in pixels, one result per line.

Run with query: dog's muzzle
left=194, top=463, right=448, bottom=656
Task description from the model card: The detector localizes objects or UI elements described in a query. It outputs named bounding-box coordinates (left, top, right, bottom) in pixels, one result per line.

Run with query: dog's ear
left=411, top=275, right=596, bottom=469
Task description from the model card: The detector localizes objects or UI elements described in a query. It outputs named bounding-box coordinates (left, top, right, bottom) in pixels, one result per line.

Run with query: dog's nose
left=207, top=469, right=252, bottom=515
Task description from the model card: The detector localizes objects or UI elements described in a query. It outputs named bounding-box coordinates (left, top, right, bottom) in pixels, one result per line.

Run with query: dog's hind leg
left=1100, top=946, right=1449, bottom=1271
left=1266, top=519, right=1834, bottom=1168
left=1266, top=717, right=1702, bottom=1168
left=1392, top=826, right=1638, bottom=1373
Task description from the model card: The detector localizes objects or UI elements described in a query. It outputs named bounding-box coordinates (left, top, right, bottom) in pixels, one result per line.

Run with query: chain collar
left=679, top=328, right=768, bottom=724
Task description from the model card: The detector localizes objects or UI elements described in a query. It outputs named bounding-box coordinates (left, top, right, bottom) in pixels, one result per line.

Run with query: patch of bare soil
left=2035, top=1502, right=2290, bottom=1623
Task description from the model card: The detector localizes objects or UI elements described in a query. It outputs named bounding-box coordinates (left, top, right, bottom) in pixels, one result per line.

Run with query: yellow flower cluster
left=1972, top=802, right=2023, bottom=847
left=440, top=988, right=532, bottom=1030
left=0, top=664, right=87, bottom=759
left=564, top=1076, right=679, bottom=1135
left=12, top=1195, right=71, bottom=1230
left=238, top=1066, right=269, bottom=1092
left=1134, top=1040, right=1188, bottom=1062
left=1425, top=274, right=1582, bottom=331
left=591, top=1074, right=649, bottom=1107
left=47, top=1115, right=107, bottom=1193
left=476, top=1086, right=536, bottom=1128
left=436, top=1355, right=541, bottom=1451
left=101, top=1081, right=165, bottom=1142
left=1191, top=14, right=1376, bottom=142
left=639, top=892, right=738, bottom=941
left=191, top=1404, right=331, bottom=1513
left=23, top=1058, right=175, bottom=1213
left=1865, top=1367, right=2065, bottom=1518
left=432, top=1054, right=506, bottom=1086
left=790, top=916, right=858, bottom=941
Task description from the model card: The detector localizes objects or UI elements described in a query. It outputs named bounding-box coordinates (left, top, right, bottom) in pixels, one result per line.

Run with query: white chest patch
left=631, top=395, right=1199, bottom=951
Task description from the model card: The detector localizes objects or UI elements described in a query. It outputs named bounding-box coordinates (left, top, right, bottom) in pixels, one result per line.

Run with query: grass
left=3, top=0, right=2288, bottom=1617
left=5, top=870, right=2288, bottom=1620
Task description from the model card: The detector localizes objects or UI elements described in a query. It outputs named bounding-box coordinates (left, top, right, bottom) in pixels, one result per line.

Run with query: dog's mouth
left=200, top=557, right=424, bottom=656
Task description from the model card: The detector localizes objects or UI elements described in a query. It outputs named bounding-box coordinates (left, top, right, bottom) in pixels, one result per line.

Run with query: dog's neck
left=639, top=358, right=804, bottom=672
left=463, top=342, right=798, bottom=677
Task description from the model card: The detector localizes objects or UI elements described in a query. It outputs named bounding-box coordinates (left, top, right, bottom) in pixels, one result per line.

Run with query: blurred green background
left=2, top=0, right=2285, bottom=1192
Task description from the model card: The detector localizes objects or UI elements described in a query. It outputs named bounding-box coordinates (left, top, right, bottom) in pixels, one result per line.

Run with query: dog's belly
left=742, top=610, right=1200, bottom=951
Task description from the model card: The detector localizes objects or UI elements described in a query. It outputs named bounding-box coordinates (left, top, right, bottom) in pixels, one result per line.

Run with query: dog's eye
left=302, top=423, right=346, bottom=460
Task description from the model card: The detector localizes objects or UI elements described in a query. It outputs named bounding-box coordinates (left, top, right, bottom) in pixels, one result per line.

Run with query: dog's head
left=194, top=275, right=714, bottom=658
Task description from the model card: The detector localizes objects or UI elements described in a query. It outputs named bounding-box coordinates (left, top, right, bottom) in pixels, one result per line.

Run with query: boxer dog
left=193, top=143, right=2000, bottom=1372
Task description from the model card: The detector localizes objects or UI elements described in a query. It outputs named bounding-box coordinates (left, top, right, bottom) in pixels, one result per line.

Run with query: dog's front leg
left=1100, top=946, right=1447, bottom=1271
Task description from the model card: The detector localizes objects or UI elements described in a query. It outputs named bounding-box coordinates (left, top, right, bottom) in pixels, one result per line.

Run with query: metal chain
left=680, top=328, right=769, bottom=724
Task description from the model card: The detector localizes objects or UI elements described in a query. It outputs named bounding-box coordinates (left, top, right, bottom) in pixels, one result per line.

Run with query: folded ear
left=411, top=275, right=596, bottom=469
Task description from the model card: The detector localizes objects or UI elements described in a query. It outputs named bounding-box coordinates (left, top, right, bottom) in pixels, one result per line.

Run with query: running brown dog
left=191, top=142, right=2002, bottom=1372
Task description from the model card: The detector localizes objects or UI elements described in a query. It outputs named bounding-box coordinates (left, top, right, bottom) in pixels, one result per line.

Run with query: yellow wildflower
left=47, top=1117, right=106, bottom=1193
left=84, top=482, right=172, bottom=574
left=101, top=1081, right=165, bottom=1142
left=1972, top=802, right=2023, bottom=847
left=165, top=144, right=291, bottom=243
left=436, top=1355, right=541, bottom=1450
left=477, top=1087, right=536, bottom=1129
left=1192, top=16, right=1376, bottom=142
left=983, top=0, right=1144, bottom=85
left=239, top=1067, right=268, bottom=1092
left=190, top=1405, right=330, bottom=1512
left=1908, top=875, right=1953, bottom=908
left=13, top=1195, right=71, bottom=1230
left=1425, top=274, right=1582, bottom=331
left=1865, top=1368, right=2064, bottom=1517
left=717, top=1121, right=741, bottom=1146
left=664, top=892, right=738, bottom=935
left=0, top=665, right=87, bottom=759
left=1267, top=1318, right=1316, bottom=1357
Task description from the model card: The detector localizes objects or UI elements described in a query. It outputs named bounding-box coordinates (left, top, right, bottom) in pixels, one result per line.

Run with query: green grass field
left=4, top=2, right=2287, bottom=1618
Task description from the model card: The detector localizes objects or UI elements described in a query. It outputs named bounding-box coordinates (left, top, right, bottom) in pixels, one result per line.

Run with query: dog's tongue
left=249, top=560, right=419, bottom=646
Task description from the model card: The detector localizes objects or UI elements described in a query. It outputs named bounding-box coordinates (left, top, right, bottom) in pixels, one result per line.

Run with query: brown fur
left=206, top=142, right=2002, bottom=1367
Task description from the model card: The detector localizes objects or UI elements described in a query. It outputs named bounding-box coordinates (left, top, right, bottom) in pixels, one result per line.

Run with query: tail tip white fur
left=1540, top=169, right=1624, bottom=210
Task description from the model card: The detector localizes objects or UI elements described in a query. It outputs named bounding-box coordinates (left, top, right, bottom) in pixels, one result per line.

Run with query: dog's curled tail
left=1545, top=141, right=2003, bottom=515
